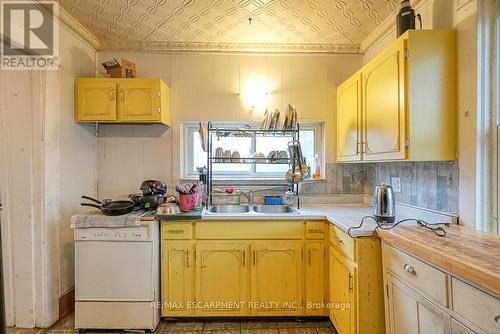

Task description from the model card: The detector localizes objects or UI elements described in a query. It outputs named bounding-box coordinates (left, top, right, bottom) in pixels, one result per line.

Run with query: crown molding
left=360, top=0, right=424, bottom=53
left=97, top=40, right=361, bottom=54
left=53, top=3, right=100, bottom=49
left=360, top=9, right=397, bottom=52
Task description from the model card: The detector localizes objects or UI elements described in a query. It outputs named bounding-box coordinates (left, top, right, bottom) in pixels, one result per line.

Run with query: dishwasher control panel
left=75, top=226, right=152, bottom=241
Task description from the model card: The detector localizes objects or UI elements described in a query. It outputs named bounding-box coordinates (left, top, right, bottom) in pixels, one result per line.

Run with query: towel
left=70, top=210, right=146, bottom=228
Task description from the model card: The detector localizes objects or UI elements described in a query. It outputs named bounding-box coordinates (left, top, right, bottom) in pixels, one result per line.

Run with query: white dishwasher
left=74, top=220, right=160, bottom=331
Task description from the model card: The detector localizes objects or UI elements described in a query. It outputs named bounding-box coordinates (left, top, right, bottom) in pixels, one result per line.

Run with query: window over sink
left=181, top=121, right=323, bottom=180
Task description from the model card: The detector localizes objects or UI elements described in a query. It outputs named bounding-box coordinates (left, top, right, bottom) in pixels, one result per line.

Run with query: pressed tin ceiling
left=59, top=0, right=401, bottom=53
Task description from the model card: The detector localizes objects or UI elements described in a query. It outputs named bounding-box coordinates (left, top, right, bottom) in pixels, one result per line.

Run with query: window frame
left=476, top=0, right=500, bottom=234
left=181, top=121, right=324, bottom=181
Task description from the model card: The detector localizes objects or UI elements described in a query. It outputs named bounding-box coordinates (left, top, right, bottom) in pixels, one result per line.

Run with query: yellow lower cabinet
left=387, top=274, right=451, bottom=334
left=251, top=241, right=303, bottom=316
left=329, top=246, right=356, bottom=334
left=195, top=242, right=248, bottom=316
left=305, top=242, right=326, bottom=316
left=161, top=241, right=194, bottom=316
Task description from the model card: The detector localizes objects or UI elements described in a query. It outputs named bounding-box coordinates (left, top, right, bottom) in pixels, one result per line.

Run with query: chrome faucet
left=240, top=190, right=254, bottom=204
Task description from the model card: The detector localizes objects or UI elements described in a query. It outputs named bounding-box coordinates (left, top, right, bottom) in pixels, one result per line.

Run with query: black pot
left=139, top=193, right=164, bottom=210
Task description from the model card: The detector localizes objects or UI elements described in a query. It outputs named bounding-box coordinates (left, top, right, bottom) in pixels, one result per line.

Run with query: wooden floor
left=7, top=312, right=338, bottom=334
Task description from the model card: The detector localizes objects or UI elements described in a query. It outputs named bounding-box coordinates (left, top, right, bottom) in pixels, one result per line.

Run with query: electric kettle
left=373, top=184, right=396, bottom=224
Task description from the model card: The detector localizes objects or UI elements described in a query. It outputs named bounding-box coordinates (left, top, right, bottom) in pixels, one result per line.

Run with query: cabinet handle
left=308, top=249, right=312, bottom=266
left=253, top=250, right=256, bottom=267
left=109, top=89, right=115, bottom=101
left=120, top=88, right=125, bottom=101
left=403, top=264, right=416, bottom=275
left=242, top=250, right=246, bottom=267
left=186, top=251, right=190, bottom=268
left=307, top=229, right=323, bottom=234
left=356, top=142, right=361, bottom=155
left=348, top=273, right=353, bottom=292
left=335, top=236, right=344, bottom=245
left=495, top=315, right=500, bottom=325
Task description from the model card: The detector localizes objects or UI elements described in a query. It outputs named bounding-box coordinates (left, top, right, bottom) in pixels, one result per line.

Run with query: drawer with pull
left=329, top=225, right=355, bottom=260
left=383, top=243, right=448, bottom=307
left=162, top=222, right=193, bottom=240
left=305, top=221, right=325, bottom=239
left=451, top=277, right=500, bottom=334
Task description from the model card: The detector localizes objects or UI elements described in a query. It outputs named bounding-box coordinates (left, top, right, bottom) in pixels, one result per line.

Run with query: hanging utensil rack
left=205, top=121, right=301, bottom=209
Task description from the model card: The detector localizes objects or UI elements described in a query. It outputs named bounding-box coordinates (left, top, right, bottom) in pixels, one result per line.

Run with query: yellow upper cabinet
left=336, top=29, right=457, bottom=162
left=76, top=79, right=117, bottom=122
left=362, top=38, right=406, bottom=161
left=337, top=72, right=362, bottom=162
left=117, top=79, right=160, bottom=122
left=75, top=78, right=171, bottom=126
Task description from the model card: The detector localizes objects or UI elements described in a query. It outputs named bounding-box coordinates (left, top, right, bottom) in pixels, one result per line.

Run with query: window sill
left=179, top=177, right=326, bottom=183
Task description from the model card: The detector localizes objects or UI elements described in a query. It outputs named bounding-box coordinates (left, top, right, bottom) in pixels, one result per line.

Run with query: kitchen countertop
left=198, top=204, right=374, bottom=236
left=200, top=204, right=419, bottom=237
left=153, top=203, right=451, bottom=238
left=378, top=225, right=500, bottom=296
left=155, top=210, right=202, bottom=220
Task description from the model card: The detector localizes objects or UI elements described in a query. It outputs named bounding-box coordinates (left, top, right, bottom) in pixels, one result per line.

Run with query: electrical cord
left=347, top=216, right=450, bottom=238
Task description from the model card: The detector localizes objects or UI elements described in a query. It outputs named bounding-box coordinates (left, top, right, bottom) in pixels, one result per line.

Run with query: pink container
left=179, top=192, right=198, bottom=212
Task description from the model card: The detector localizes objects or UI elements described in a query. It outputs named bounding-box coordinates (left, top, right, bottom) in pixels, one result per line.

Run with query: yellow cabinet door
left=195, top=242, right=249, bottom=316
left=305, top=242, right=326, bottom=316
left=387, top=274, right=451, bottom=334
left=251, top=241, right=303, bottom=316
left=337, top=72, right=362, bottom=161
left=117, top=79, right=160, bottom=122
left=362, top=38, right=406, bottom=161
left=76, top=79, right=117, bottom=121
left=161, top=241, right=194, bottom=316
left=329, top=246, right=355, bottom=334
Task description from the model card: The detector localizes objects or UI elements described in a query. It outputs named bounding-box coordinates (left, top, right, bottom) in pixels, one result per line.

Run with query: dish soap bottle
left=312, top=154, right=321, bottom=180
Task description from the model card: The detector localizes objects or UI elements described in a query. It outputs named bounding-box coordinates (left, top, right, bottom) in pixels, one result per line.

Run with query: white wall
left=57, top=24, right=97, bottom=297
left=361, top=0, right=478, bottom=229
left=0, top=71, right=44, bottom=327
left=0, top=23, right=96, bottom=327
left=95, top=52, right=362, bottom=198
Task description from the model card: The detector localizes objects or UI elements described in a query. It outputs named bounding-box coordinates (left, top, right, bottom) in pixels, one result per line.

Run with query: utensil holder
left=179, top=192, right=198, bottom=212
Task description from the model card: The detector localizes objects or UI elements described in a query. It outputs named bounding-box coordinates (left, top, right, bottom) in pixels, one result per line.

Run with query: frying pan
left=80, top=195, right=135, bottom=216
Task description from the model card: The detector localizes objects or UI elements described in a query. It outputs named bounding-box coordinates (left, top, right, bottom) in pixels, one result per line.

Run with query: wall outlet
left=391, top=177, right=401, bottom=193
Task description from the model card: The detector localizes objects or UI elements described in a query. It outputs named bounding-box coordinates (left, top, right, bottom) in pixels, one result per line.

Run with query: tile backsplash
left=364, top=161, right=459, bottom=214
left=300, top=161, right=459, bottom=214
left=300, top=163, right=365, bottom=195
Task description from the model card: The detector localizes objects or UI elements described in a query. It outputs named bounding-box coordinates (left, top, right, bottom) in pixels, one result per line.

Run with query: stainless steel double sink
left=207, top=204, right=299, bottom=214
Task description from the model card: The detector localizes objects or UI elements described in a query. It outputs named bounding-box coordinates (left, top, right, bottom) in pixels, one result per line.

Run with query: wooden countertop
left=378, top=224, right=500, bottom=296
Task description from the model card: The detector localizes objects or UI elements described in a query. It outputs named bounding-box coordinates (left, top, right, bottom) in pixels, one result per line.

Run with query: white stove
left=74, top=220, right=160, bottom=331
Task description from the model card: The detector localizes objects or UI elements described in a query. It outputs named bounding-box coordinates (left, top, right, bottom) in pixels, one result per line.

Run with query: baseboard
left=59, top=288, right=75, bottom=318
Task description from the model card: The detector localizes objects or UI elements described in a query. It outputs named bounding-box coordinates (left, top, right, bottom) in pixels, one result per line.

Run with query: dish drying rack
left=205, top=121, right=302, bottom=209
